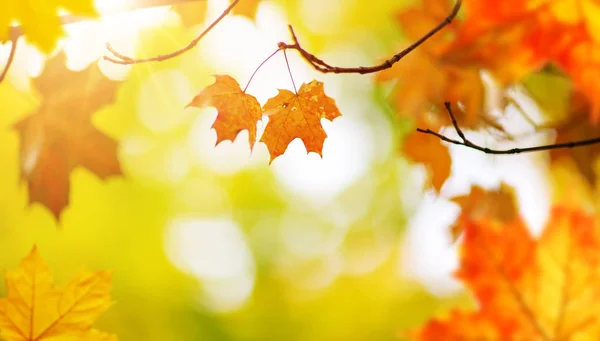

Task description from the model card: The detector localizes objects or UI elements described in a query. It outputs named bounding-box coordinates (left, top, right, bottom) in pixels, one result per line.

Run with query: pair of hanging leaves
left=0, top=247, right=116, bottom=341
left=187, top=75, right=342, bottom=162
left=410, top=206, right=600, bottom=341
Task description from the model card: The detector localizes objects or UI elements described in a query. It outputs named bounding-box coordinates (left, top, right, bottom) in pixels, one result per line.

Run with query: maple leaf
left=231, top=0, right=261, bottom=20
left=410, top=206, right=600, bottom=341
left=14, top=52, right=122, bottom=219
left=548, top=93, right=600, bottom=187
left=0, top=246, right=116, bottom=341
left=260, top=80, right=342, bottom=163
left=171, top=0, right=207, bottom=28
left=456, top=0, right=600, bottom=120
left=187, top=75, right=262, bottom=150
left=0, top=0, right=97, bottom=53
left=449, top=183, right=519, bottom=241
left=402, top=130, right=451, bottom=193
left=376, top=0, right=486, bottom=128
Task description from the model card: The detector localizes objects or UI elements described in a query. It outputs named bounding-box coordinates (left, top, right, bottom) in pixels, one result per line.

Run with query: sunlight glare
left=0, top=39, right=44, bottom=90
left=187, top=108, right=269, bottom=174
left=120, top=135, right=191, bottom=186
left=272, top=115, right=375, bottom=206
left=137, top=70, right=195, bottom=133
left=165, top=216, right=256, bottom=312
left=281, top=210, right=345, bottom=260
left=341, top=227, right=394, bottom=276
left=277, top=253, right=343, bottom=291
left=400, top=190, right=462, bottom=297
left=65, top=2, right=174, bottom=79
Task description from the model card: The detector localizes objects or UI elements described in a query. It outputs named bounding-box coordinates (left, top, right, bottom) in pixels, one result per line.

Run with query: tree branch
left=0, top=33, right=18, bottom=84
left=104, top=0, right=240, bottom=64
left=417, top=102, right=600, bottom=154
left=277, top=0, right=462, bottom=74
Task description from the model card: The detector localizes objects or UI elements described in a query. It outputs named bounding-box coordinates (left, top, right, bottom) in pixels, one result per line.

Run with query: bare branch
left=417, top=102, right=600, bottom=154
left=278, top=0, right=462, bottom=74
left=0, top=33, right=19, bottom=84
left=104, top=0, right=240, bottom=64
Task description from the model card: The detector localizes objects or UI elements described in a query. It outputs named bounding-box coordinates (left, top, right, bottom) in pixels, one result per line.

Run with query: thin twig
left=283, top=50, right=297, bottom=93
left=243, top=48, right=281, bottom=93
left=278, top=0, right=462, bottom=74
left=104, top=0, right=240, bottom=64
left=417, top=102, right=600, bottom=154
left=0, top=34, right=18, bottom=83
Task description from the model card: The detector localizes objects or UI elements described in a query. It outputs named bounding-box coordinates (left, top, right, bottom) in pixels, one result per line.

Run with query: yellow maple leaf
left=231, top=0, right=261, bottom=20
left=411, top=206, right=600, bottom=341
left=187, top=75, right=263, bottom=149
left=0, top=247, right=116, bottom=341
left=260, top=80, right=342, bottom=163
left=1, top=0, right=97, bottom=53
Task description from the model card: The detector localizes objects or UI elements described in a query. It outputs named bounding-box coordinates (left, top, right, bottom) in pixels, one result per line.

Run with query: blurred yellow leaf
left=170, top=0, right=207, bottom=28
left=0, top=0, right=97, bottom=53
left=0, top=246, right=116, bottom=341
left=232, top=0, right=261, bottom=20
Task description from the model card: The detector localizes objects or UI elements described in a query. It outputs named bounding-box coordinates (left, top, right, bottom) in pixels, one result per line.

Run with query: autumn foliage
left=411, top=207, right=600, bottom=341
left=4, top=0, right=600, bottom=340
left=0, top=247, right=115, bottom=341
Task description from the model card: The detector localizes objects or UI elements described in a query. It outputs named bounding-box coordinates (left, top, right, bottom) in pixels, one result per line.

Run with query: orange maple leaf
left=171, top=0, right=207, bottom=28
left=449, top=183, right=519, bottom=241
left=550, top=105, right=600, bottom=186
left=187, top=75, right=262, bottom=149
left=260, top=80, right=341, bottom=162
left=376, top=0, right=485, bottom=127
left=0, top=246, right=116, bottom=341
left=231, top=0, right=261, bottom=20
left=13, top=53, right=122, bottom=220
left=456, top=0, right=600, bottom=120
left=402, top=130, right=452, bottom=193
left=410, top=206, right=600, bottom=341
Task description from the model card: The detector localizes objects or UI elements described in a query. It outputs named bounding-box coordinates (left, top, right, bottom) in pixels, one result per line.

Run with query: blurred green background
left=0, top=0, right=479, bottom=340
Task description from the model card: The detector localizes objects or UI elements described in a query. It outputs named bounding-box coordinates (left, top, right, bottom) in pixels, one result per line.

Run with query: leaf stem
left=283, top=50, right=297, bottom=93
left=243, top=48, right=281, bottom=93
left=0, top=34, right=19, bottom=84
